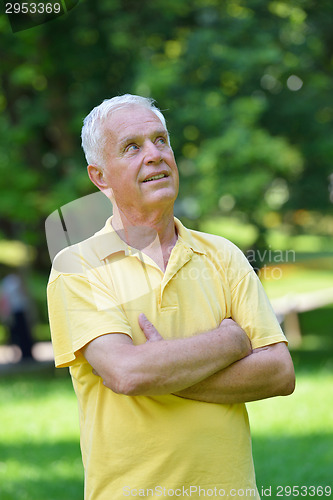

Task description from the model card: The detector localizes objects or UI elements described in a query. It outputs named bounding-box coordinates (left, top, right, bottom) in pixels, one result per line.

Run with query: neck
left=111, top=204, right=178, bottom=271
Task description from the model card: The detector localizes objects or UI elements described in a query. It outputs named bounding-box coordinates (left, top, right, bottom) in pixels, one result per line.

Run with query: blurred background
left=0, top=0, right=332, bottom=498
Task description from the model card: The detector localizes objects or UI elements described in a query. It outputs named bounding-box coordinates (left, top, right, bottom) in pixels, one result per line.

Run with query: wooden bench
left=270, top=287, right=333, bottom=347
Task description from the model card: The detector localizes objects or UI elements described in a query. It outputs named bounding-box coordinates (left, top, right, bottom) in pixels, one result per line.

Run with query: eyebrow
left=119, top=130, right=169, bottom=150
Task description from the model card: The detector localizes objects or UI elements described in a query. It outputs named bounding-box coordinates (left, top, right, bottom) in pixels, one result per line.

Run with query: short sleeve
left=230, top=269, right=287, bottom=349
left=47, top=273, right=132, bottom=368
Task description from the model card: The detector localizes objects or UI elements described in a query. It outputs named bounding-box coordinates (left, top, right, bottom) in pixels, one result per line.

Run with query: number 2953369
left=6, top=3, right=62, bottom=15
left=273, top=485, right=331, bottom=497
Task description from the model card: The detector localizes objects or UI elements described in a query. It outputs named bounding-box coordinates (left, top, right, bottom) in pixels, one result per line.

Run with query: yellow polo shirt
left=47, top=217, right=287, bottom=500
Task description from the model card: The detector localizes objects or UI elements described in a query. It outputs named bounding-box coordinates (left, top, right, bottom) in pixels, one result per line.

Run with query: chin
left=151, top=189, right=177, bottom=202
left=142, top=192, right=176, bottom=210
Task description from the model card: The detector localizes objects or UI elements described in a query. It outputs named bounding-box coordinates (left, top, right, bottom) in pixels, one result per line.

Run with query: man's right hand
left=218, top=318, right=252, bottom=359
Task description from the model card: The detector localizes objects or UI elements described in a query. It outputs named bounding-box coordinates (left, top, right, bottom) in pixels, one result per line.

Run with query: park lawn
left=0, top=371, right=83, bottom=500
left=248, top=363, right=333, bottom=494
left=0, top=355, right=332, bottom=500
left=259, top=262, right=333, bottom=300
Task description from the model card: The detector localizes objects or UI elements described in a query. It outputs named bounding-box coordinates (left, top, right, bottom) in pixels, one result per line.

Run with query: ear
left=87, top=165, right=106, bottom=190
left=87, top=165, right=114, bottom=199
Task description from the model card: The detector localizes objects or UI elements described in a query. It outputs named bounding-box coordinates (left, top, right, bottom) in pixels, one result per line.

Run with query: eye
left=156, top=136, right=167, bottom=146
left=125, top=143, right=139, bottom=153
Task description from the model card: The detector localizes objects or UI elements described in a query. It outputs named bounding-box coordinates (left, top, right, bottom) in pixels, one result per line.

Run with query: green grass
left=260, top=262, right=333, bottom=299
left=248, top=360, right=333, bottom=493
left=0, top=353, right=332, bottom=499
left=0, top=371, right=83, bottom=500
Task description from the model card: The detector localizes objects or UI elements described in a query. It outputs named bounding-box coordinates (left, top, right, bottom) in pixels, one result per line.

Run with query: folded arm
left=82, top=315, right=251, bottom=396
left=174, top=342, right=295, bottom=404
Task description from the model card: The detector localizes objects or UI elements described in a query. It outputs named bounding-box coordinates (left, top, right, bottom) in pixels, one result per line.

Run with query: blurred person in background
left=47, top=94, right=295, bottom=500
left=0, top=271, right=34, bottom=360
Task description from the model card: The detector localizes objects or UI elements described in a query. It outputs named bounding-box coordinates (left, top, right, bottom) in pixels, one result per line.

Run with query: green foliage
left=1, top=7, right=332, bottom=494
left=0, top=0, right=332, bottom=274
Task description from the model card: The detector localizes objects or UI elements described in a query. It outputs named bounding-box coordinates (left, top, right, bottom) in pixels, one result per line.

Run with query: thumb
left=138, top=313, right=163, bottom=342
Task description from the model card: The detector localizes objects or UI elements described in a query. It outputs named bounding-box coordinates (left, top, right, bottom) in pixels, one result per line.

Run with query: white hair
left=81, top=94, right=167, bottom=168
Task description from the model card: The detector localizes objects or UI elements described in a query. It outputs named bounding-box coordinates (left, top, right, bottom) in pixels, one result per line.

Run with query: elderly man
left=47, top=94, right=295, bottom=500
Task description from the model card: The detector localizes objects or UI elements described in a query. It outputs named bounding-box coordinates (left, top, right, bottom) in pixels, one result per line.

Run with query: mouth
left=142, top=173, right=169, bottom=183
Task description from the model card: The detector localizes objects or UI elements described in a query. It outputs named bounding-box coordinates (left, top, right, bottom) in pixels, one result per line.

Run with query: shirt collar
left=173, top=217, right=207, bottom=256
left=93, top=217, right=130, bottom=261
left=94, top=216, right=206, bottom=261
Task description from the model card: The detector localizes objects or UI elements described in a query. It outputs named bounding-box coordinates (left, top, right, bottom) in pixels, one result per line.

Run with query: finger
left=138, top=313, right=163, bottom=342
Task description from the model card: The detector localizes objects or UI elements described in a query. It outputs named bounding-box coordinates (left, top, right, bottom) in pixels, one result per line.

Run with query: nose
left=143, top=140, right=162, bottom=164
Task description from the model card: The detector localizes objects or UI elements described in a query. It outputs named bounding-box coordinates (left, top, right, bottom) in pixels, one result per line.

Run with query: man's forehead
left=105, top=105, right=165, bottom=137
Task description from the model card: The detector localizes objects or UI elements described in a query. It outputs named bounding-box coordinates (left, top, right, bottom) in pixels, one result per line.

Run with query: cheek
left=170, top=156, right=179, bottom=180
left=169, top=152, right=178, bottom=171
left=108, top=174, right=140, bottom=200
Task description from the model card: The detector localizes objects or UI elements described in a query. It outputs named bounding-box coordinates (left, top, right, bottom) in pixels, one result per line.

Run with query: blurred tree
left=0, top=0, right=332, bottom=288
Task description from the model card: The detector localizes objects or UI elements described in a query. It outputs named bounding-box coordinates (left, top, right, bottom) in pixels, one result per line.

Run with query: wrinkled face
left=101, top=105, right=179, bottom=217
